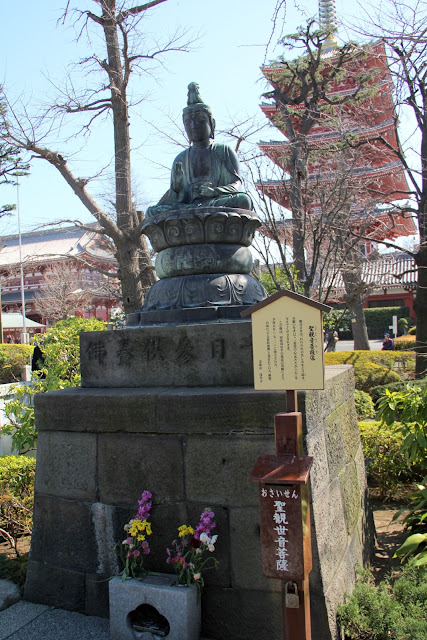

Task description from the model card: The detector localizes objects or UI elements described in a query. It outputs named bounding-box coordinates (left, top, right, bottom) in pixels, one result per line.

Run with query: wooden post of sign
left=242, top=291, right=329, bottom=640
left=275, top=394, right=312, bottom=640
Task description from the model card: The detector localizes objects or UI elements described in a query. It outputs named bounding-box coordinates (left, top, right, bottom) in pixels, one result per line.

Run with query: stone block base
left=27, top=364, right=374, bottom=640
left=109, top=574, right=200, bottom=640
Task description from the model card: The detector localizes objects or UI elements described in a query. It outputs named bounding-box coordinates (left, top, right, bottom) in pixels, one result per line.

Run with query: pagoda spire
left=318, top=0, right=338, bottom=50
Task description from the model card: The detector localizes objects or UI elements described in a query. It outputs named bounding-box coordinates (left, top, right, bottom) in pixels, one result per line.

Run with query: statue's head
left=183, top=82, right=215, bottom=143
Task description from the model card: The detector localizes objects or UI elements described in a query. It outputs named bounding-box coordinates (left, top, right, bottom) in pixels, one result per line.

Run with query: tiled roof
left=0, top=225, right=116, bottom=268
left=327, top=255, right=417, bottom=291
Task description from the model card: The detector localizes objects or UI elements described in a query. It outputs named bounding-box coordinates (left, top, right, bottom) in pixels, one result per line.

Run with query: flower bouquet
left=166, top=508, right=218, bottom=594
left=119, top=490, right=153, bottom=581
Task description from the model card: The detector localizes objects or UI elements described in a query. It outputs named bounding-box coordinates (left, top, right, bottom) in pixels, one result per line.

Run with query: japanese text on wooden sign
left=258, top=484, right=305, bottom=580
left=250, top=295, right=325, bottom=390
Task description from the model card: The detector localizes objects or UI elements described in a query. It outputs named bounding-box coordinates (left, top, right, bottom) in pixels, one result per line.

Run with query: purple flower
left=134, top=490, right=152, bottom=521
left=194, top=509, right=216, bottom=540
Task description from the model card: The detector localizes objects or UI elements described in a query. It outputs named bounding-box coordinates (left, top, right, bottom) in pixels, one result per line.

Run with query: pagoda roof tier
left=258, top=160, right=409, bottom=201
left=260, top=89, right=394, bottom=138
left=258, top=209, right=416, bottom=245
left=258, top=121, right=399, bottom=169
left=259, top=119, right=395, bottom=151
left=261, top=40, right=389, bottom=90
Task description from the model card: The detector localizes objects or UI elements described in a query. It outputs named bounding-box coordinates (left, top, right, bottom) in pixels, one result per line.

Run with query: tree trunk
left=289, top=137, right=307, bottom=284
left=115, top=232, right=155, bottom=315
left=349, top=294, right=370, bottom=351
left=342, top=261, right=370, bottom=350
left=414, top=247, right=427, bottom=378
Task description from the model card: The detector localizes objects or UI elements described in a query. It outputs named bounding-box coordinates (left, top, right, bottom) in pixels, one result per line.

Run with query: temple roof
left=325, top=254, right=417, bottom=291
left=0, top=224, right=116, bottom=270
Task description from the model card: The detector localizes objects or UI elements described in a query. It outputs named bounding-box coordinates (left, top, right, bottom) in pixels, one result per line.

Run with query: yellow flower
left=129, top=526, right=138, bottom=537
left=178, top=525, right=194, bottom=538
left=137, top=534, right=145, bottom=542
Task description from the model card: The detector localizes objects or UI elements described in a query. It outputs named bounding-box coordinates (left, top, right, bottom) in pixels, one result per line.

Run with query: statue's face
left=184, top=109, right=213, bottom=143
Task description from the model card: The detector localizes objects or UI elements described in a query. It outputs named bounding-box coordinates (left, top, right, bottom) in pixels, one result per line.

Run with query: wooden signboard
left=242, top=290, right=330, bottom=391
left=249, top=454, right=313, bottom=581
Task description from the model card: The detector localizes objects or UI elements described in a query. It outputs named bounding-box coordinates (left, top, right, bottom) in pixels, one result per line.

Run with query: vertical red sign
left=258, top=483, right=305, bottom=580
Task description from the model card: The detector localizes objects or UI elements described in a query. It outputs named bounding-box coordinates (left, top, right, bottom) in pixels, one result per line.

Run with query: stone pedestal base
left=26, top=312, right=375, bottom=640
left=109, top=574, right=200, bottom=640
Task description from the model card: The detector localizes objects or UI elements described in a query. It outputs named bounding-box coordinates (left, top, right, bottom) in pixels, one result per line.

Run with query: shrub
left=398, top=317, right=408, bottom=335
left=359, top=421, right=413, bottom=496
left=0, top=553, right=28, bottom=592
left=354, top=390, right=375, bottom=420
left=408, top=326, right=416, bottom=335
left=364, top=306, right=410, bottom=339
left=354, top=362, right=401, bottom=394
left=0, top=455, right=36, bottom=556
left=377, top=384, right=427, bottom=566
left=337, top=563, right=427, bottom=640
left=325, top=351, right=414, bottom=394
left=324, top=350, right=415, bottom=372
left=1, top=317, right=106, bottom=452
left=394, top=335, right=416, bottom=351
left=256, top=265, right=303, bottom=295
left=371, top=381, right=412, bottom=405
left=0, top=344, right=33, bottom=383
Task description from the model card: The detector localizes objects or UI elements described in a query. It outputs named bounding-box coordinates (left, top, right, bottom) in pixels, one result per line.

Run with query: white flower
left=193, top=573, right=201, bottom=581
left=200, top=533, right=218, bottom=549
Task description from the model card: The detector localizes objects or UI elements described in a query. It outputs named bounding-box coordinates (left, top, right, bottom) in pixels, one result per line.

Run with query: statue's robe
left=147, top=142, right=252, bottom=217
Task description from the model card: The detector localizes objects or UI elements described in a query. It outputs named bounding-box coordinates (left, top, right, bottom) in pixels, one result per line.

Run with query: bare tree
left=261, top=21, right=377, bottom=281
left=254, top=18, right=416, bottom=349
left=0, top=1, right=195, bottom=314
left=351, top=0, right=426, bottom=374
left=34, top=262, right=97, bottom=323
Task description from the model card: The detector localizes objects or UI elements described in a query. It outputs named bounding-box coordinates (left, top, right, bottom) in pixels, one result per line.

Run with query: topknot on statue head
left=182, top=82, right=216, bottom=140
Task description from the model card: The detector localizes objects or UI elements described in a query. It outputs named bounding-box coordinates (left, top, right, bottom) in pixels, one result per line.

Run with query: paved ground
left=0, top=600, right=214, bottom=640
left=333, top=339, right=384, bottom=352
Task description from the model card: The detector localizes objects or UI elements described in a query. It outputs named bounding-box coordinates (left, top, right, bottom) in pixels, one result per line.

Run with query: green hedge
left=337, top=563, right=427, bottom=640
left=354, top=390, right=375, bottom=419
left=0, top=344, right=33, bottom=384
left=364, top=306, right=410, bottom=339
left=370, top=379, right=427, bottom=405
left=324, top=351, right=412, bottom=394
left=359, top=421, right=413, bottom=496
left=0, top=455, right=36, bottom=552
left=394, top=337, right=416, bottom=351
left=324, top=350, right=415, bottom=372
left=355, top=363, right=401, bottom=394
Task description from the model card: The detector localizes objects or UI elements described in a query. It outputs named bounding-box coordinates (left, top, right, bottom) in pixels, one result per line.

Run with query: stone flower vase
left=109, top=573, right=201, bottom=640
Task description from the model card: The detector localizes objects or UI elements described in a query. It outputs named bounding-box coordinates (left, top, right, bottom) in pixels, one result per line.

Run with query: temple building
left=257, top=0, right=416, bottom=278
left=0, top=224, right=120, bottom=331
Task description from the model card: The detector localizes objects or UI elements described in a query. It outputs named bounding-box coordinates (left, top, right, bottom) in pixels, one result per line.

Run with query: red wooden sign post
left=243, top=291, right=330, bottom=640
left=249, top=393, right=312, bottom=640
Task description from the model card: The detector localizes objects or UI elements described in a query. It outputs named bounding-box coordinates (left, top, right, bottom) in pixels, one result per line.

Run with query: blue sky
left=0, top=0, right=415, bottom=252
